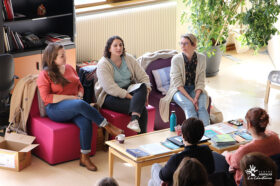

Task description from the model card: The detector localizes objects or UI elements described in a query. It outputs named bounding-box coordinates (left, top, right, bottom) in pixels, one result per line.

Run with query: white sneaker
left=127, top=120, right=141, bottom=133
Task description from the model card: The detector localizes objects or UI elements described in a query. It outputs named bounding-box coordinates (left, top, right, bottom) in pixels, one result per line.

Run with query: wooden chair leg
left=103, top=128, right=109, bottom=151
left=264, top=80, right=271, bottom=104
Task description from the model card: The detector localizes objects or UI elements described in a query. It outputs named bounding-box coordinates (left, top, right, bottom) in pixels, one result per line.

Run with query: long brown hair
left=173, top=157, right=209, bottom=186
left=42, top=43, right=69, bottom=86
left=240, top=152, right=277, bottom=186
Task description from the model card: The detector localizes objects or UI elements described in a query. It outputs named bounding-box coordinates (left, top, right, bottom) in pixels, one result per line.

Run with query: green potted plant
left=181, top=0, right=280, bottom=77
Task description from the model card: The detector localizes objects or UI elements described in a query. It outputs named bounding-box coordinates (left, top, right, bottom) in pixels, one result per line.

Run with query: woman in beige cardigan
left=95, top=36, right=151, bottom=133
left=160, top=33, right=209, bottom=126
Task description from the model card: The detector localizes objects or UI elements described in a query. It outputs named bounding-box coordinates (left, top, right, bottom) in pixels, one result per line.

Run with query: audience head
left=245, top=107, right=269, bottom=135
left=180, top=33, right=197, bottom=47
left=42, top=43, right=69, bottom=86
left=240, top=152, right=277, bottom=186
left=104, top=36, right=126, bottom=58
left=173, top=157, right=209, bottom=186
left=182, top=118, right=204, bottom=145
left=96, top=177, right=119, bottom=186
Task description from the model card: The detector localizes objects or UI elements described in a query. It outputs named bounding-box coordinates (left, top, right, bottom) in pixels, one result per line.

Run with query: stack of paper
left=139, top=143, right=171, bottom=155
left=211, top=134, right=236, bottom=146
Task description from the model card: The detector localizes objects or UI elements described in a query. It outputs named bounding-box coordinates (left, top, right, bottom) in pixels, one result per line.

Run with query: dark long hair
left=103, top=36, right=126, bottom=58
left=245, top=107, right=269, bottom=134
left=42, top=43, right=69, bottom=86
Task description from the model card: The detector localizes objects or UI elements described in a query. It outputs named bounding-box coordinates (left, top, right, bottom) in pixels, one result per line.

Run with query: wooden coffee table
left=105, top=129, right=210, bottom=186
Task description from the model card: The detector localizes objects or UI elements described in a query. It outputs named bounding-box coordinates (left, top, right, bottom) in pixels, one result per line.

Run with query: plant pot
left=205, top=46, right=222, bottom=77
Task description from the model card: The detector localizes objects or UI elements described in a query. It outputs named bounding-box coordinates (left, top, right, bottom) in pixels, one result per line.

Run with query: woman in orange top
left=37, top=43, right=123, bottom=171
left=222, top=107, right=280, bottom=185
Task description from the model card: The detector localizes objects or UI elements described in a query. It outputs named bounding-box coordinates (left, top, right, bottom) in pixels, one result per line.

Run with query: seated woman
left=95, top=36, right=151, bottom=133
left=173, top=157, right=210, bottom=186
left=148, top=118, right=214, bottom=186
left=160, top=33, right=210, bottom=126
left=240, top=152, right=280, bottom=186
left=221, top=107, right=280, bottom=185
left=37, top=43, right=123, bottom=171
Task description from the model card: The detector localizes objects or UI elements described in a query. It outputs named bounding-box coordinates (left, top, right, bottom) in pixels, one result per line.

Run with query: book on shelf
left=126, top=148, right=150, bottom=158
left=211, top=134, right=236, bottom=146
left=3, top=0, right=14, bottom=20
left=139, top=143, right=171, bottom=155
left=45, top=33, right=73, bottom=46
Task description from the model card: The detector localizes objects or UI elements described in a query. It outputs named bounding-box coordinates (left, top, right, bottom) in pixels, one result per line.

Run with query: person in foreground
left=222, top=107, right=280, bottom=185
left=37, top=43, right=123, bottom=171
left=240, top=152, right=280, bottom=186
left=95, top=36, right=151, bottom=133
left=160, top=33, right=210, bottom=126
left=96, top=177, right=119, bottom=186
left=173, top=157, right=210, bottom=186
left=148, top=118, right=214, bottom=186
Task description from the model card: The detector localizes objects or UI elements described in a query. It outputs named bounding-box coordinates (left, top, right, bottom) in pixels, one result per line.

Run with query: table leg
left=135, top=164, right=141, bottom=186
left=109, top=147, right=114, bottom=177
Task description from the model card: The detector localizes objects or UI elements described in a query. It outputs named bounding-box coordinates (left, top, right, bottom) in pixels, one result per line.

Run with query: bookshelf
left=0, top=0, right=76, bottom=85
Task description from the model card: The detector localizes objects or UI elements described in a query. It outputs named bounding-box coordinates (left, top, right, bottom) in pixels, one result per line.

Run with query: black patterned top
left=183, top=52, right=197, bottom=86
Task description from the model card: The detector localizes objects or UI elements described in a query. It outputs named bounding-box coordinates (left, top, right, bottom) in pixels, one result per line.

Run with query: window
left=75, top=0, right=130, bottom=7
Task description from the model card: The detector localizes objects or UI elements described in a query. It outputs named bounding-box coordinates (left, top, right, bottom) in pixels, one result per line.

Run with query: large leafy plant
left=181, top=0, right=280, bottom=56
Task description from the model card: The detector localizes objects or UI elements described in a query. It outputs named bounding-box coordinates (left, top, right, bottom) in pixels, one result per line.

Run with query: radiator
left=76, top=1, right=176, bottom=62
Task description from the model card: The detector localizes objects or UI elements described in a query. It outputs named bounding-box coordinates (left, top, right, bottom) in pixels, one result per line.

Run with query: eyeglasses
left=179, top=42, right=189, bottom=46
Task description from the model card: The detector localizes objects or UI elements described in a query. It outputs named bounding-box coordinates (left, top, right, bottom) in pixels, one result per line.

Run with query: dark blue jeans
left=46, top=99, right=107, bottom=154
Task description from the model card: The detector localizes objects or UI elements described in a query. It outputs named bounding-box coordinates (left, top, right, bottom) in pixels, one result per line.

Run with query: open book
left=127, top=83, right=143, bottom=93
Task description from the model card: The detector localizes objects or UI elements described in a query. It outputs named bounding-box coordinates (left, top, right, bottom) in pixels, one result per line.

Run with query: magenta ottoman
left=28, top=93, right=98, bottom=165
left=100, top=105, right=155, bottom=137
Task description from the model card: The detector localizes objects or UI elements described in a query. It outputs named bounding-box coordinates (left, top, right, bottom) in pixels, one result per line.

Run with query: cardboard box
left=0, top=132, right=38, bottom=171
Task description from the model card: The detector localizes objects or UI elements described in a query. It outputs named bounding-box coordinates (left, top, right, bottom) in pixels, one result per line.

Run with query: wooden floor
left=1, top=50, right=280, bottom=186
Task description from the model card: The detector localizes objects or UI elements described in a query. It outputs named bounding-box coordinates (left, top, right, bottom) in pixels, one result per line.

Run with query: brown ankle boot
left=104, top=123, right=123, bottom=137
left=80, top=153, right=97, bottom=171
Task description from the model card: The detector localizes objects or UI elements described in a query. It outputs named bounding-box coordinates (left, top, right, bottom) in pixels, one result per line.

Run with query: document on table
left=207, top=123, right=238, bottom=134
left=139, top=143, right=171, bottom=155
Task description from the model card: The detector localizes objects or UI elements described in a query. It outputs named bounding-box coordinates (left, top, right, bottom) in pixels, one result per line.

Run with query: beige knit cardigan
left=95, top=53, right=151, bottom=107
left=159, top=52, right=209, bottom=122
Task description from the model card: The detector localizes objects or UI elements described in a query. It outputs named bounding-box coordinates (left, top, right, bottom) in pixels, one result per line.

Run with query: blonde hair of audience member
left=96, top=177, right=119, bottom=186
left=173, top=157, right=210, bottom=186
left=240, top=152, right=277, bottom=186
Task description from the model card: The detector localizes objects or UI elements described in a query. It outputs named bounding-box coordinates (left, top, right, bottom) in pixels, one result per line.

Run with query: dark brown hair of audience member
left=245, top=107, right=269, bottom=134
left=42, top=43, right=69, bottom=86
left=96, top=177, right=119, bottom=186
left=104, top=35, right=126, bottom=58
left=181, top=118, right=204, bottom=144
left=173, top=157, right=209, bottom=186
left=240, top=152, right=277, bottom=186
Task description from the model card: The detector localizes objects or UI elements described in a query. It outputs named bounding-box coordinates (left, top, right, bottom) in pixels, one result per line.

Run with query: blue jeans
left=173, top=85, right=210, bottom=126
left=46, top=99, right=107, bottom=154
